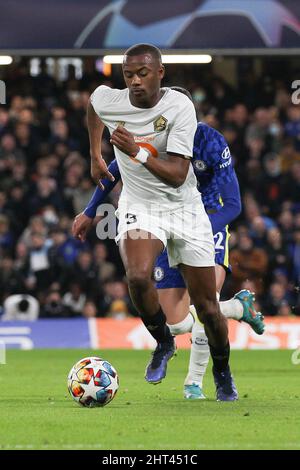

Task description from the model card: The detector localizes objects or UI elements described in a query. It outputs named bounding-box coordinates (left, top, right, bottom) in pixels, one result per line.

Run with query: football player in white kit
left=87, top=43, right=237, bottom=401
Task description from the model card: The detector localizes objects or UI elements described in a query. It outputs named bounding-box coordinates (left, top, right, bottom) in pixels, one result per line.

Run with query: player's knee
left=127, top=269, right=152, bottom=292
left=194, top=300, right=219, bottom=325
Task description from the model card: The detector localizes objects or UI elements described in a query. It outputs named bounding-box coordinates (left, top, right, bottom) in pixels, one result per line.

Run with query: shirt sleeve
left=167, top=96, right=197, bottom=159
left=84, top=159, right=121, bottom=218
left=90, top=85, right=112, bottom=116
left=208, top=171, right=242, bottom=234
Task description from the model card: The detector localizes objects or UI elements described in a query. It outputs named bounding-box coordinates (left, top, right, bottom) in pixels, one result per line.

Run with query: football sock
left=167, top=312, right=194, bottom=335
left=209, top=342, right=230, bottom=372
left=184, top=320, right=209, bottom=388
left=142, top=307, right=173, bottom=343
left=219, top=299, right=243, bottom=320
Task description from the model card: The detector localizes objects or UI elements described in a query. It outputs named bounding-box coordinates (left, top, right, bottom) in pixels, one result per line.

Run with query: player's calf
left=184, top=318, right=209, bottom=400
left=193, top=300, right=231, bottom=377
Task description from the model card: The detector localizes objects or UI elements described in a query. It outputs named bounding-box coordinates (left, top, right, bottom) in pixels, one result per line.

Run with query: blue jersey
left=192, top=123, right=236, bottom=213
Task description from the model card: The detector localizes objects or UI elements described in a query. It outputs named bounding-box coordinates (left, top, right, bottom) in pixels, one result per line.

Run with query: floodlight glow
left=0, top=56, right=13, bottom=65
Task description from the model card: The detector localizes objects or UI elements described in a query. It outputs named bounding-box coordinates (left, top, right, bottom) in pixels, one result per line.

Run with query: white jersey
left=91, top=85, right=199, bottom=211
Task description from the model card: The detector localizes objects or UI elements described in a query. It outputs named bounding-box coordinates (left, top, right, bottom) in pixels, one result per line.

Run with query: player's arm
left=87, top=99, right=115, bottom=190
left=72, top=159, right=121, bottom=241
left=84, top=159, right=121, bottom=218
left=110, top=126, right=190, bottom=188
left=110, top=96, right=197, bottom=188
left=209, top=171, right=242, bottom=234
left=198, top=125, right=242, bottom=233
left=143, top=152, right=190, bottom=188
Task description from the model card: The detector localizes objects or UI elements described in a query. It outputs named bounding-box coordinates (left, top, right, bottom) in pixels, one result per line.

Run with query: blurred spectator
left=29, top=177, right=63, bottom=216
left=284, top=106, right=300, bottom=151
left=94, top=242, right=116, bottom=282
left=257, top=153, right=285, bottom=216
left=283, top=162, right=300, bottom=208
left=72, top=178, right=95, bottom=214
left=0, top=109, right=9, bottom=136
left=262, top=282, right=293, bottom=316
left=249, top=216, right=268, bottom=248
left=230, top=234, right=268, bottom=294
left=290, top=229, right=300, bottom=286
left=25, top=232, right=52, bottom=294
left=280, top=138, right=300, bottom=172
left=0, top=256, right=25, bottom=302
left=266, top=227, right=292, bottom=282
left=69, top=250, right=100, bottom=300
left=278, top=209, right=294, bottom=245
left=278, top=303, right=294, bottom=317
left=107, top=300, right=131, bottom=319
left=48, top=226, right=84, bottom=266
left=20, top=215, right=48, bottom=247
left=2, top=294, right=39, bottom=321
left=0, top=214, right=14, bottom=253
left=41, top=289, right=65, bottom=318
left=63, top=283, right=86, bottom=316
left=82, top=301, right=97, bottom=318
left=100, top=281, right=134, bottom=318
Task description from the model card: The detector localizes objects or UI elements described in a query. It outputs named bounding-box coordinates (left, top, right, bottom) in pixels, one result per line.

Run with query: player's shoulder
left=90, top=85, right=127, bottom=109
left=196, top=122, right=225, bottom=142
left=194, top=122, right=231, bottom=164
left=166, top=88, right=194, bottom=109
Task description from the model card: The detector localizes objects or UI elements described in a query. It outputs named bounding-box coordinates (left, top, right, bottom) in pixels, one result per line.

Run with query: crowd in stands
left=0, top=59, right=299, bottom=320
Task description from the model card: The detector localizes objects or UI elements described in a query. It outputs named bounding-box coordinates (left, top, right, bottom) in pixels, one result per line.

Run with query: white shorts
left=115, top=201, right=215, bottom=268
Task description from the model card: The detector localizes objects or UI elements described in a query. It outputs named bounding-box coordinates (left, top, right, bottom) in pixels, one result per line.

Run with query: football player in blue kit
left=73, top=87, right=265, bottom=401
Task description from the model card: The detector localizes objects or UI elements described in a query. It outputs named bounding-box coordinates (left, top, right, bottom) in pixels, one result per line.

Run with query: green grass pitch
left=0, top=349, right=299, bottom=450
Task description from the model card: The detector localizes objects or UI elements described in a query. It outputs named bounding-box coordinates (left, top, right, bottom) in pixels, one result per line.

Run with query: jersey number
left=125, top=213, right=137, bottom=224
left=214, top=232, right=224, bottom=251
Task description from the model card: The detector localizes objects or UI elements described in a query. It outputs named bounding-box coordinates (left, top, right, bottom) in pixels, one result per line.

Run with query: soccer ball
left=68, top=356, right=119, bottom=408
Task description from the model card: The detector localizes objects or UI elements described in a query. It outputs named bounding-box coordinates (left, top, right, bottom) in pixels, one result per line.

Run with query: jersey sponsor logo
left=125, top=213, right=137, bottom=224
left=154, top=267, right=164, bottom=282
left=153, top=115, right=168, bottom=132
left=135, top=134, right=155, bottom=143
left=194, top=160, right=207, bottom=171
left=221, top=146, right=231, bottom=159
left=219, top=158, right=231, bottom=169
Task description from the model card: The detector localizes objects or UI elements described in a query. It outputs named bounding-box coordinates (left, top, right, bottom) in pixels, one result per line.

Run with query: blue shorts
left=154, top=227, right=231, bottom=289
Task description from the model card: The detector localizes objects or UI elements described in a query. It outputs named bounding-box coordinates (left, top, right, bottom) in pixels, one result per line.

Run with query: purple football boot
left=213, top=366, right=239, bottom=401
left=145, top=339, right=176, bottom=384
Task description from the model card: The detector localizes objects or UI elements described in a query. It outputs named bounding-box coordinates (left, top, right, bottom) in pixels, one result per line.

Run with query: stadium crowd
left=0, top=59, right=299, bottom=320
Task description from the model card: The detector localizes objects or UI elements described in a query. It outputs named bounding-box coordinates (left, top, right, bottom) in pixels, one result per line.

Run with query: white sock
left=219, top=298, right=243, bottom=320
left=184, top=320, right=210, bottom=388
left=167, top=312, right=194, bottom=335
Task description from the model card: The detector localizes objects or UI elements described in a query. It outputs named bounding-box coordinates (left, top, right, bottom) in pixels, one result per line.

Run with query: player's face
left=122, top=54, right=165, bottom=107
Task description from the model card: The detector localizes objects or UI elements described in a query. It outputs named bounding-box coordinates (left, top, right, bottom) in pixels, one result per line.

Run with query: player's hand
left=91, top=156, right=115, bottom=190
left=72, top=212, right=94, bottom=242
left=110, top=126, right=139, bottom=157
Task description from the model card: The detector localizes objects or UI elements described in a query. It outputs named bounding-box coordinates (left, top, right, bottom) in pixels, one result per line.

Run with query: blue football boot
left=213, top=366, right=239, bottom=402
left=184, top=383, right=206, bottom=400
left=145, top=338, right=176, bottom=384
left=234, top=289, right=265, bottom=335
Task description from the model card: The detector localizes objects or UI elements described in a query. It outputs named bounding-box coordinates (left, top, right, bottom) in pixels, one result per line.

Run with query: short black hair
left=170, top=86, right=193, bottom=102
left=124, top=43, right=162, bottom=62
